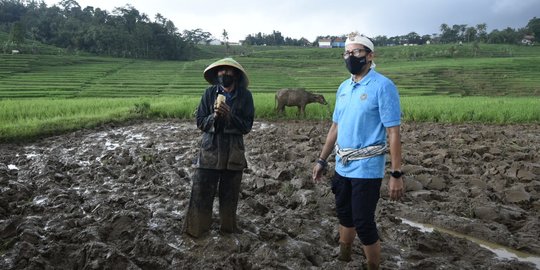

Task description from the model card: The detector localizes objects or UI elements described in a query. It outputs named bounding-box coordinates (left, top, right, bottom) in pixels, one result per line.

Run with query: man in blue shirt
left=312, top=32, right=404, bottom=269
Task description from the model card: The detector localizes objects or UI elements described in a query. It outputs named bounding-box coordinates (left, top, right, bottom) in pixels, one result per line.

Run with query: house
left=522, top=35, right=534, bottom=46
left=198, top=39, right=222, bottom=45
left=318, top=38, right=332, bottom=48
left=207, top=39, right=222, bottom=45
left=332, top=37, right=345, bottom=48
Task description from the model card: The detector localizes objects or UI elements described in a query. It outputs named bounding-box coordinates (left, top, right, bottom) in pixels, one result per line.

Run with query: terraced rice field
left=1, top=44, right=540, bottom=99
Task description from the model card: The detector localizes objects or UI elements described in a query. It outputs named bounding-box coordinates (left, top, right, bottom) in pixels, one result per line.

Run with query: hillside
left=1, top=43, right=539, bottom=98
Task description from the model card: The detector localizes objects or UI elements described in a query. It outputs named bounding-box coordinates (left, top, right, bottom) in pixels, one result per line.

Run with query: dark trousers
left=332, top=172, right=382, bottom=245
left=184, top=168, right=242, bottom=238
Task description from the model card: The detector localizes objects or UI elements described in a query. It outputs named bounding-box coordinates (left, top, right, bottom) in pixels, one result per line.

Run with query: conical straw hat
left=203, top=58, right=249, bottom=87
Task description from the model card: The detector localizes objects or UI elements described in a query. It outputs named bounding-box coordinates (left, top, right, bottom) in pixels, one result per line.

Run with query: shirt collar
left=349, top=69, right=374, bottom=86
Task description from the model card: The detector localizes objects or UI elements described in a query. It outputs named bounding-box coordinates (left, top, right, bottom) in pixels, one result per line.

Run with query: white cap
left=345, top=32, right=374, bottom=52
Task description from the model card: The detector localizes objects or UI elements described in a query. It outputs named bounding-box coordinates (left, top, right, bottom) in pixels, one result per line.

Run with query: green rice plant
left=1, top=95, right=539, bottom=142
left=401, top=96, right=540, bottom=123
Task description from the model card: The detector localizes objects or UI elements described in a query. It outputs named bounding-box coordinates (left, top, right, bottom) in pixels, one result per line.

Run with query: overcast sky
left=43, top=0, right=540, bottom=42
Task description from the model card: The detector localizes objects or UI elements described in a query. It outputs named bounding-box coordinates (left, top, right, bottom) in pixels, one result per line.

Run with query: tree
left=60, top=0, right=80, bottom=12
left=183, top=28, right=211, bottom=44
left=439, top=23, right=453, bottom=43
left=405, top=32, right=421, bottom=44
left=476, top=23, right=487, bottom=42
left=222, top=29, right=229, bottom=53
left=488, top=27, right=521, bottom=44
left=526, top=17, right=540, bottom=39
left=464, top=27, right=477, bottom=43
left=9, top=21, right=25, bottom=46
left=372, top=35, right=388, bottom=46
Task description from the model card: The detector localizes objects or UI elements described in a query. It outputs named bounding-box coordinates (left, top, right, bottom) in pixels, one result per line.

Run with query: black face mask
left=218, top=74, right=235, bottom=87
left=345, top=56, right=368, bottom=74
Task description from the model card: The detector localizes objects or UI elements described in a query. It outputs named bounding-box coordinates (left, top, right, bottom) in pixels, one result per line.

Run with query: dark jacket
left=196, top=85, right=254, bottom=171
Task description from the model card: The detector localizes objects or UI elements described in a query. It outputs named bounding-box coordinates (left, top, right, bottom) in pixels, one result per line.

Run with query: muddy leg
left=218, top=170, right=242, bottom=233
left=184, top=169, right=219, bottom=238
left=363, top=240, right=381, bottom=270
left=338, top=225, right=356, bottom=262
left=277, top=104, right=285, bottom=116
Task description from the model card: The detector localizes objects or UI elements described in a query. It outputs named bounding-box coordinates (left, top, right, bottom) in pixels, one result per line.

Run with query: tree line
left=242, top=31, right=311, bottom=46
left=0, top=0, right=313, bottom=59
left=318, top=18, right=539, bottom=47
left=1, top=0, right=196, bottom=60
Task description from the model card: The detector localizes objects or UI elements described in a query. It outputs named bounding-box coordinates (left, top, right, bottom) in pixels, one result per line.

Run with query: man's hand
left=312, top=163, right=325, bottom=182
left=388, top=176, right=404, bottom=200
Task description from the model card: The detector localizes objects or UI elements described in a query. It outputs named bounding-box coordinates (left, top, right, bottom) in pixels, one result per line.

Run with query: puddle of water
left=105, top=140, right=120, bottom=151
left=33, top=195, right=48, bottom=206
left=25, top=153, right=39, bottom=159
left=401, top=218, right=540, bottom=268
left=252, top=122, right=274, bottom=131
left=7, top=164, right=19, bottom=170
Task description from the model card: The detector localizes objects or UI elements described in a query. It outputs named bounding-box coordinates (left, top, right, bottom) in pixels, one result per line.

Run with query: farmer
left=184, top=58, right=254, bottom=238
left=312, top=32, right=404, bottom=269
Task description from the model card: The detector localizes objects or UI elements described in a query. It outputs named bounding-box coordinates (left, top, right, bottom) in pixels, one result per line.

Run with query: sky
left=42, top=0, right=540, bottom=42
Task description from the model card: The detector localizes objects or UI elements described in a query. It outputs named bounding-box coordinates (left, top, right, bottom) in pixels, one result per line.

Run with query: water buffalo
left=275, top=88, right=328, bottom=117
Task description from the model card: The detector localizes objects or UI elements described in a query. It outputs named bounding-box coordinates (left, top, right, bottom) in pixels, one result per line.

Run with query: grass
left=0, top=43, right=539, bottom=142
left=1, top=94, right=538, bottom=142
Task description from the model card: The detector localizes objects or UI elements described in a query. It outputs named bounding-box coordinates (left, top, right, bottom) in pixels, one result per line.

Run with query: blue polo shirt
left=332, top=69, right=401, bottom=178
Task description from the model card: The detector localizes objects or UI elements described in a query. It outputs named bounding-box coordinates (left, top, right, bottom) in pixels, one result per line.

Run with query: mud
left=1, top=120, right=539, bottom=269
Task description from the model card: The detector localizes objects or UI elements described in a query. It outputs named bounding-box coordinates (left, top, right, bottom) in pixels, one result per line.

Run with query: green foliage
left=0, top=1, right=195, bottom=60
left=526, top=17, right=540, bottom=39
left=9, top=21, right=24, bottom=45
left=131, top=101, right=150, bottom=115
left=401, top=96, right=540, bottom=123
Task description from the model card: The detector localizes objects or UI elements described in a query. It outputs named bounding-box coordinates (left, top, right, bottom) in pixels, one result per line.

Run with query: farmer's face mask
left=218, top=74, right=235, bottom=87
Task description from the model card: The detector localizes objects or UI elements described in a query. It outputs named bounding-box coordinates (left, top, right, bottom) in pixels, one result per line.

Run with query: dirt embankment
left=1, top=120, right=539, bottom=269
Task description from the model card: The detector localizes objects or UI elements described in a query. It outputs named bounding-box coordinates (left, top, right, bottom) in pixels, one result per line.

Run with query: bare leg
left=363, top=240, right=381, bottom=270
left=338, top=225, right=356, bottom=261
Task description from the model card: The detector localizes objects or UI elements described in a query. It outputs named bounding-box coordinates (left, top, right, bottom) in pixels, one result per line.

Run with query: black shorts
left=331, top=172, right=382, bottom=245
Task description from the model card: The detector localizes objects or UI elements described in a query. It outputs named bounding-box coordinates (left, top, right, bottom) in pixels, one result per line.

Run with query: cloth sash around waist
left=335, top=144, right=388, bottom=165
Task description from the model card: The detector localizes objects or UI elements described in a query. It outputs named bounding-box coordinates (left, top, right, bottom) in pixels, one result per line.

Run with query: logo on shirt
left=360, top=93, right=368, bottom=101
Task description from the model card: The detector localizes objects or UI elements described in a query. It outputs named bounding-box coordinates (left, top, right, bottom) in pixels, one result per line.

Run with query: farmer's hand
left=388, top=176, right=404, bottom=200
left=214, top=102, right=230, bottom=120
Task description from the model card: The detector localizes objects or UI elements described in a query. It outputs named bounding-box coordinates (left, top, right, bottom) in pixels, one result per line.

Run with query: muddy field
left=1, top=120, right=539, bottom=269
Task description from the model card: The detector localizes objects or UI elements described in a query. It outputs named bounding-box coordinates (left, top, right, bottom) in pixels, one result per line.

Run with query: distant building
left=522, top=35, right=534, bottom=45
left=198, top=39, right=222, bottom=45
left=318, top=37, right=347, bottom=48
left=318, top=38, right=332, bottom=48
left=331, top=37, right=345, bottom=48
left=208, top=39, right=222, bottom=45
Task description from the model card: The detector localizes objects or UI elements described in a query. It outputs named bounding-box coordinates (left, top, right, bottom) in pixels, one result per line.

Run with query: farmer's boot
left=337, top=242, right=352, bottom=262
left=184, top=169, right=218, bottom=238
left=218, top=170, right=242, bottom=233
